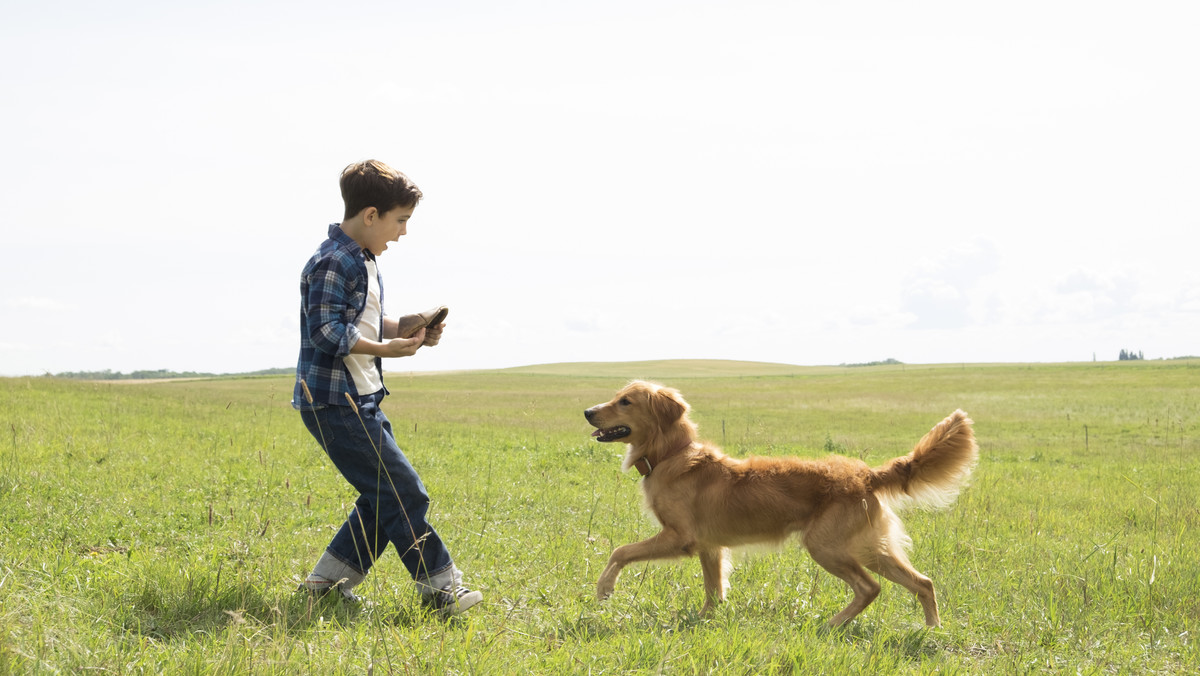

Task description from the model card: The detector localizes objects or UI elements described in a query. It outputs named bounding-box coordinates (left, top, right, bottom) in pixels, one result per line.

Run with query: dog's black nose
left=584, top=407, right=596, bottom=421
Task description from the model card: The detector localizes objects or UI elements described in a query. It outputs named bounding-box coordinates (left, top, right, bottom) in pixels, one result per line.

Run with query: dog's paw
left=596, top=577, right=616, bottom=601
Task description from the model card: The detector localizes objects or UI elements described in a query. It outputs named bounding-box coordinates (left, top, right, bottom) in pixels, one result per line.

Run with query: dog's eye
left=619, top=397, right=631, bottom=406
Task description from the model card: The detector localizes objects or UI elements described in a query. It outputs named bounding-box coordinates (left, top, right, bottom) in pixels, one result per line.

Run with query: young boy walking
left=292, top=159, right=481, bottom=616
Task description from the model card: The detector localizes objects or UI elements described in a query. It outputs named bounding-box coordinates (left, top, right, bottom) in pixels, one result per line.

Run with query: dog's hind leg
left=804, top=522, right=881, bottom=626
left=861, top=509, right=941, bottom=626
left=865, top=555, right=939, bottom=627
left=810, top=552, right=880, bottom=627
left=864, top=550, right=940, bottom=626
left=698, top=547, right=731, bottom=615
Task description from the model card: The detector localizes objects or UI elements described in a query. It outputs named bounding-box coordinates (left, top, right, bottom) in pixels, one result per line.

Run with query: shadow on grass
left=105, top=577, right=442, bottom=644
left=830, top=621, right=942, bottom=660
left=586, top=588, right=944, bottom=663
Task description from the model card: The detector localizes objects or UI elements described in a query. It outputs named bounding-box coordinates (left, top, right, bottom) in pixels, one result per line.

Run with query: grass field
left=1, top=360, right=1198, bottom=673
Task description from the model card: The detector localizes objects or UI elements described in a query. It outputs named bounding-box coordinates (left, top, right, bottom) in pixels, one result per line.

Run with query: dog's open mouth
left=591, top=426, right=631, bottom=442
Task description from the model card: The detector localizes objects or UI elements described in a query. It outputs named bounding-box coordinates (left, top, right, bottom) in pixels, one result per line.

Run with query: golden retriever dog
left=584, top=380, right=978, bottom=627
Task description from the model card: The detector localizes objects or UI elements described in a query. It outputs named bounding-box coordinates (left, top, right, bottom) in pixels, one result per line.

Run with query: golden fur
left=584, top=380, right=978, bottom=626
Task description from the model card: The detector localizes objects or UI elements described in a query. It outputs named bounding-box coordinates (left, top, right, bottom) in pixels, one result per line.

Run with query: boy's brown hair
left=340, top=159, right=423, bottom=220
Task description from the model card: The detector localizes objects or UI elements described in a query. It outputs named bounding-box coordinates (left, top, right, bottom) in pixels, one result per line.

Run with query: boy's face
left=362, top=205, right=415, bottom=255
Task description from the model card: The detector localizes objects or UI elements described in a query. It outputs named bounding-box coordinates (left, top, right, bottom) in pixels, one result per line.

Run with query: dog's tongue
left=591, top=429, right=602, bottom=438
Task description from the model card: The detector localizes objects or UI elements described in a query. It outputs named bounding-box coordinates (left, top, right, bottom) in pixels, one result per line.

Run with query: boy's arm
left=304, top=259, right=361, bottom=358
left=350, top=329, right=426, bottom=359
left=306, top=257, right=429, bottom=360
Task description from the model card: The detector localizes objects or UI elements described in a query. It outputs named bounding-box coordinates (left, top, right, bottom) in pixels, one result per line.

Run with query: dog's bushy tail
left=871, top=410, right=978, bottom=511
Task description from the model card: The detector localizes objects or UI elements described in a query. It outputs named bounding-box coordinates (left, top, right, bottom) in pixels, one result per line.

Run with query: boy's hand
left=379, top=329, right=426, bottom=358
left=423, top=322, right=445, bottom=347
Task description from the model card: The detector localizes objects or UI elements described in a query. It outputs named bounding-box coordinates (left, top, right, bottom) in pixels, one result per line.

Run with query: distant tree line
left=842, top=358, right=903, bottom=368
left=1118, top=349, right=1144, bottom=361
left=47, top=367, right=292, bottom=380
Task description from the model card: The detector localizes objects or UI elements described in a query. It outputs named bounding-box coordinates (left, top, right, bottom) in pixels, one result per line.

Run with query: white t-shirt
left=345, top=258, right=384, bottom=396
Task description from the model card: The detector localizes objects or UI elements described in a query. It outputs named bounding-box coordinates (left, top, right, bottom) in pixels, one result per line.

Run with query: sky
left=2, top=0, right=1198, bottom=376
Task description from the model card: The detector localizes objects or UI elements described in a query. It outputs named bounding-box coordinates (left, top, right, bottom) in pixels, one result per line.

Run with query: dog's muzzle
left=585, top=407, right=631, bottom=442
left=591, top=426, right=631, bottom=442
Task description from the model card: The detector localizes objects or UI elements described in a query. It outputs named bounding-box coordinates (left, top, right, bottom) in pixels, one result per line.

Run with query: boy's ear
left=360, top=206, right=378, bottom=224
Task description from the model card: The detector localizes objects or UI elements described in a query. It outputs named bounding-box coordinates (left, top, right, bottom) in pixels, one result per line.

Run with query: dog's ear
left=650, top=386, right=688, bottom=423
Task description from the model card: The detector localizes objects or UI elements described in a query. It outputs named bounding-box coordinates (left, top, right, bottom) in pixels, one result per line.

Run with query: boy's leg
left=301, top=398, right=467, bottom=600
left=300, top=409, right=382, bottom=599
left=303, top=494, right=389, bottom=598
left=369, top=408, right=459, bottom=588
left=327, top=494, right=392, bottom=573
left=303, top=550, right=366, bottom=600
left=364, top=412, right=482, bottom=615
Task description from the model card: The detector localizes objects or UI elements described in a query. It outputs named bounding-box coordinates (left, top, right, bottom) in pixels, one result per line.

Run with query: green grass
left=2, top=360, right=1198, bottom=673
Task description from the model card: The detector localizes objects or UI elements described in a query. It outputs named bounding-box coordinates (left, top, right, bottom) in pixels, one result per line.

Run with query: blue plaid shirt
left=293, top=224, right=387, bottom=409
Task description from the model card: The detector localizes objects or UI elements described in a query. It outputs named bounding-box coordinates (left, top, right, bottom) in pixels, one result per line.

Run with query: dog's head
left=584, top=381, right=693, bottom=462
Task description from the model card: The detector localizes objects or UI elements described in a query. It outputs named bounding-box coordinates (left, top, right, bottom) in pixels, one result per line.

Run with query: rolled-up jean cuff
left=327, top=548, right=368, bottom=576
left=414, top=563, right=461, bottom=595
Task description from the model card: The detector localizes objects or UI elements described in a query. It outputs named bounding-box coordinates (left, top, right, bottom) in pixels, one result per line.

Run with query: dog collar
left=633, top=441, right=693, bottom=477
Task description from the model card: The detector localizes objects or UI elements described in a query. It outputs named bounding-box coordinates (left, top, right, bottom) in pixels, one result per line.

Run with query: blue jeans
left=300, top=394, right=455, bottom=584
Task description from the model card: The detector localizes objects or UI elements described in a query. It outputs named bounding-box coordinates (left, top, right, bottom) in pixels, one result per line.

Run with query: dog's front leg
left=597, top=530, right=692, bottom=601
left=698, top=548, right=731, bottom=615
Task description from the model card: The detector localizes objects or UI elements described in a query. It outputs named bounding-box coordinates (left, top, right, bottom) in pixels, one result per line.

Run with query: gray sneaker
left=422, top=585, right=482, bottom=616
left=299, top=575, right=362, bottom=603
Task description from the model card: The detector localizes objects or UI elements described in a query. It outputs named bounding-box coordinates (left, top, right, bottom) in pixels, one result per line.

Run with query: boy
left=292, top=159, right=481, bottom=616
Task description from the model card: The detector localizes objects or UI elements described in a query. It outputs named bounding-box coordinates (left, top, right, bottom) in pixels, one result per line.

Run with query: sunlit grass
left=2, top=360, right=1198, bottom=672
